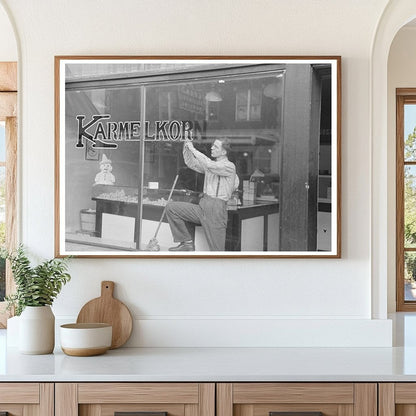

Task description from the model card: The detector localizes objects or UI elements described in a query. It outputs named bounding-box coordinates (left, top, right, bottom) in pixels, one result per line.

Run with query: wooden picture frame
left=55, top=56, right=341, bottom=258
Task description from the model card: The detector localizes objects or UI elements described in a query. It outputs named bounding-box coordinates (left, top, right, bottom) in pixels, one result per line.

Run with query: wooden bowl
left=60, top=323, right=112, bottom=356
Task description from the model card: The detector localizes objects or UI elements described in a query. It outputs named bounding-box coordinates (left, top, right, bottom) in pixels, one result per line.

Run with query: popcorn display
left=96, top=189, right=168, bottom=206
left=96, top=189, right=138, bottom=203
left=142, top=197, right=168, bottom=206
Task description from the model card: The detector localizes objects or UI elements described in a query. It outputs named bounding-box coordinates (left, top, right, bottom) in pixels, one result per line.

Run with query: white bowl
left=60, top=323, right=112, bottom=356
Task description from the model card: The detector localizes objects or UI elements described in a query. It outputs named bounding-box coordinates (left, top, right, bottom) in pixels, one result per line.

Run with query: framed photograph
left=55, top=56, right=341, bottom=258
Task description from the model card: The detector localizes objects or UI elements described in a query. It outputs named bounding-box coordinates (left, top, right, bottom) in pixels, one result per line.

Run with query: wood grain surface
left=354, top=383, right=377, bottom=416
left=76, top=281, right=133, bottom=348
left=232, top=383, right=354, bottom=404
left=55, top=383, right=78, bottom=416
left=217, top=384, right=233, bottom=416
left=379, top=383, right=395, bottom=416
left=77, top=383, right=199, bottom=403
left=62, top=346, right=110, bottom=357
left=0, top=62, right=17, bottom=92
left=0, top=383, right=39, bottom=403
left=0, top=92, right=16, bottom=121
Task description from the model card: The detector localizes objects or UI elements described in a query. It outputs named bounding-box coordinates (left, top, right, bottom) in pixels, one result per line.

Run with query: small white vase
left=19, top=306, right=55, bottom=354
left=6, top=315, right=20, bottom=347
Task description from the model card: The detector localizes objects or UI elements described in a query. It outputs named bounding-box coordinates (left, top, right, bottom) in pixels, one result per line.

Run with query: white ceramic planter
left=19, top=306, right=55, bottom=354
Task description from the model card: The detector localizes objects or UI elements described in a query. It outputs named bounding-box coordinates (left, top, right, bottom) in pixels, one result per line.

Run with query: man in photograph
left=166, top=137, right=239, bottom=251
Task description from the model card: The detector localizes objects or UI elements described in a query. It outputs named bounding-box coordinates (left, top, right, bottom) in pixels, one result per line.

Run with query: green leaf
left=5, top=245, right=71, bottom=315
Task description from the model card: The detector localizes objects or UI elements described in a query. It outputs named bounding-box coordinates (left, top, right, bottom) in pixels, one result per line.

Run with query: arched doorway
left=371, top=1, right=416, bottom=318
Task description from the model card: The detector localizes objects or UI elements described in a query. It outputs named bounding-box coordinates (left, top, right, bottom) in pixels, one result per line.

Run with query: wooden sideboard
left=3, top=381, right=416, bottom=416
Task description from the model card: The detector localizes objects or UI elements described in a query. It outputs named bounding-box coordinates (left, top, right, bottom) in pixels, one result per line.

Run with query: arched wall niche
left=372, top=0, right=416, bottom=318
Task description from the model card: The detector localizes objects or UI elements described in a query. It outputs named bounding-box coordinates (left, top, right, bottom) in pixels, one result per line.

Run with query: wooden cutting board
left=76, top=281, right=133, bottom=349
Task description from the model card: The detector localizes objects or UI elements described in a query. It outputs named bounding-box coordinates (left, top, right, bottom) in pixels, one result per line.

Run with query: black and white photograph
left=55, top=57, right=340, bottom=257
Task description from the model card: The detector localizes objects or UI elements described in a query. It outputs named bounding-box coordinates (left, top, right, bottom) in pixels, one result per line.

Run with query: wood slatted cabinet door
left=0, top=382, right=53, bottom=415
left=55, top=383, right=215, bottom=416
left=217, top=383, right=376, bottom=416
left=378, top=383, right=416, bottom=416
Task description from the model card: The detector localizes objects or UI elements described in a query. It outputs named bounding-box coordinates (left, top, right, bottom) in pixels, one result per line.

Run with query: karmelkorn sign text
left=76, top=115, right=205, bottom=149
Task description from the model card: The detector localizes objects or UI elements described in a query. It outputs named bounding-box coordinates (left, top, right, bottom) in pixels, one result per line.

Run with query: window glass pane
left=405, top=165, right=416, bottom=248
left=64, top=86, right=141, bottom=252
left=140, top=71, right=283, bottom=251
left=405, top=252, right=416, bottom=301
left=404, top=104, right=416, bottom=162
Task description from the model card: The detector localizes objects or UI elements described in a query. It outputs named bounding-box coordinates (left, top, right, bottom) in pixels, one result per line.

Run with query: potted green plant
left=3, top=245, right=71, bottom=354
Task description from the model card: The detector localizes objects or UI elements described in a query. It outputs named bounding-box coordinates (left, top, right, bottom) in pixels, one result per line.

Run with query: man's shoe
left=168, top=241, right=195, bottom=251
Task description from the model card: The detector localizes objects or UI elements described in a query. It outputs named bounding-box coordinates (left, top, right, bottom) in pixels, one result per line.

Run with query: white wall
left=0, top=3, right=16, bottom=61
left=0, top=0, right=394, bottom=347
left=387, top=26, right=416, bottom=312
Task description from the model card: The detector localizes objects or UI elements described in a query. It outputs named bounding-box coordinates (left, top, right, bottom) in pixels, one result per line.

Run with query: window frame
left=0, top=62, right=17, bottom=327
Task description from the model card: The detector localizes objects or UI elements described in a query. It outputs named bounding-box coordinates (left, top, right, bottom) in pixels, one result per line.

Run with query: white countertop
left=2, top=313, right=416, bottom=382
left=2, top=345, right=416, bottom=382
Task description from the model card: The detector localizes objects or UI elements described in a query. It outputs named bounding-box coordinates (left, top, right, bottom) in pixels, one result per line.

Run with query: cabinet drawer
left=56, top=383, right=215, bottom=416
left=218, top=383, right=376, bottom=416
left=78, top=383, right=200, bottom=404
left=0, top=383, right=39, bottom=403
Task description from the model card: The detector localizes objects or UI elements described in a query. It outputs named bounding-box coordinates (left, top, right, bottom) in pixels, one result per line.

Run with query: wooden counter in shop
left=225, top=200, right=279, bottom=251
left=92, top=197, right=279, bottom=251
